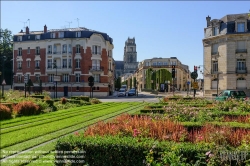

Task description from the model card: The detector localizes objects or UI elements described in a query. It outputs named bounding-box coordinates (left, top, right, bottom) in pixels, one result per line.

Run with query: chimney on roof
left=26, top=26, right=29, bottom=34
left=206, top=15, right=211, bottom=27
left=20, top=29, right=23, bottom=33
left=44, top=25, right=47, bottom=33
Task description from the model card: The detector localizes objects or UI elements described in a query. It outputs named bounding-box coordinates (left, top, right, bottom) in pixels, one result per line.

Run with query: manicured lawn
left=0, top=102, right=146, bottom=165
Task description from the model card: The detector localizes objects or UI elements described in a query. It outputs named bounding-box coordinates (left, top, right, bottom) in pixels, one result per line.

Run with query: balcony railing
left=211, top=69, right=219, bottom=74
left=92, top=52, right=101, bottom=55
left=89, top=66, right=104, bottom=71
left=53, top=51, right=61, bottom=54
left=236, top=67, right=247, bottom=73
left=47, top=51, right=52, bottom=54
left=35, top=66, right=40, bottom=69
left=235, top=49, right=247, bottom=53
left=211, top=51, right=219, bottom=55
left=47, top=66, right=62, bottom=69
left=35, top=52, right=40, bottom=55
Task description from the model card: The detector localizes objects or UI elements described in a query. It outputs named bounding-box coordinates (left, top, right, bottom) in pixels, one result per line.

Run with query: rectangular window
left=93, top=74, right=100, bottom=83
left=212, top=61, right=218, bottom=73
left=152, top=62, right=156, bottom=66
left=35, top=74, right=40, bottom=82
left=18, top=48, right=22, bottom=56
left=17, top=61, right=22, bottom=69
left=36, top=47, right=40, bottom=55
left=76, top=31, right=81, bottom=38
left=47, top=59, right=52, bottom=69
left=17, top=36, right=22, bottom=41
left=47, top=45, right=52, bottom=54
left=68, top=59, right=72, bottom=68
left=35, top=60, right=40, bottom=68
left=75, top=59, right=80, bottom=68
left=59, top=32, right=64, bottom=38
left=237, top=59, right=246, bottom=70
left=63, top=74, right=69, bottom=82
left=68, top=44, right=71, bottom=53
left=48, top=74, right=54, bottom=82
left=163, top=62, right=168, bottom=65
left=212, top=43, right=219, bottom=55
left=92, top=45, right=101, bottom=55
left=51, top=32, right=55, bottom=38
left=237, top=22, right=245, bottom=32
left=76, top=45, right=81, bottom=53
left=27, top=61, right=30, bottom=68
left=62, top=59, right=67, bottom=68
left=18, top=75, right=22, bottom=82
left=213, top=27, right=218, bottom=36
left=92, top=60, right=100, bottom=70
left=27, top=47, right=30, bottom=54
left=35, top=35, right=40, bottom=40
left=63, top=44, right=67, bottom=53
left=75, top=73, right=80, bottom=82
left=53, top=45, right=57, bottom=54
left=27, top=74, right=30, bottom=80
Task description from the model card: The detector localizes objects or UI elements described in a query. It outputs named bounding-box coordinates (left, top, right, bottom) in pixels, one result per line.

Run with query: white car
left=118, top=89, right=127, bottom=97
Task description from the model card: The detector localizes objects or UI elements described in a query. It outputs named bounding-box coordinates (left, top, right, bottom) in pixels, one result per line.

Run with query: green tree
left=133, top=77, right=136, bottom=88
left=130, top=78, right=132, bottom=88
left=0, top=29, right=13, bottom=85
left=145, top=68, right=171, bottom=90
left=115, top=77, right=121, bottom=90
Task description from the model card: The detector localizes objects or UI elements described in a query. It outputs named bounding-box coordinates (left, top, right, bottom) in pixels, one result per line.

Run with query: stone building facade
left=13, top=25, right=114, bottom=97
left=203, top=13, right=250, bottom=96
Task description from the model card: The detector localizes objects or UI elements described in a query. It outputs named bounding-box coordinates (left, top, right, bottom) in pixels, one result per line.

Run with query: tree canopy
left=0, top=28, right=13, bottom=85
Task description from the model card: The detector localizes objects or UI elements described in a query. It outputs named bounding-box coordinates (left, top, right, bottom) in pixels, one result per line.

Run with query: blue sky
left=1, top=1, right=250, bottom=78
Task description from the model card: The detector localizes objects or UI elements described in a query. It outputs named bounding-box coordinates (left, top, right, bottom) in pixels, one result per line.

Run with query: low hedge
left=30, top=95, right=44, bottom=99
left=71, top=96, right=89, bottom=102
left=140, top=109, right=165, bottom=114
left=43, top=100, right=54, bottom=107
left=67, top=99, right=81, bottom=104
left=55, top=135, right=242, bottom=166
left=0, top=104, right=12, bottom=120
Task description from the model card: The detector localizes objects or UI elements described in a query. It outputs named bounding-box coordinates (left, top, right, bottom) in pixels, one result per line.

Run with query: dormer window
left=17, top=36, right=22, bottom=41
left=237, top=22, right=245, bottom=32
left=36, top=35, right=40, bottom=40
left=213, top=27, right=218, bottom=36
left=76, top=31, right=81, bottom=38
left=51, top=32, right=55, bottom=38
left=59, top=32, right=64, bottom=38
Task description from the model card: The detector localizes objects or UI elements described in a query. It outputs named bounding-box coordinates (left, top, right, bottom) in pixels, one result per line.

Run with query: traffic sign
left=187, top=81, right=190, bottom=85
left=192, top=82, right=199, bottom=89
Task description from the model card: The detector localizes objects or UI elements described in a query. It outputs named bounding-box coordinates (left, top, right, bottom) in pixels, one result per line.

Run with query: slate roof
left=115, top=61, right=124, bottom=70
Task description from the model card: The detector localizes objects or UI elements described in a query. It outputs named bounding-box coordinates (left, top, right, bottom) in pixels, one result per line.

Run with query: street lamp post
left=53, top=63, right=57, bottom=98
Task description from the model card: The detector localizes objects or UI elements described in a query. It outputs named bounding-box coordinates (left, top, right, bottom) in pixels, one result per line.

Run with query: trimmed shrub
left=71, top=96, right=89, bottom=102
left=90, top=98, right=101, bottom=104
left=44, top=99, right=54, bottom=107
left=61, top=97, right=67, bottom=104
left=0, top=104, right=12, bottom=120
left=13, top=101, right=40, bottom=116
left=68, top=99, right=81, bottom=104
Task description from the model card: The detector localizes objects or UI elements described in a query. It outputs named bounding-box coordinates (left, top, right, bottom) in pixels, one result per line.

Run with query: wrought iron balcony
left=47, top=51, right=52, bottom=54
left=35, top=66, right=40, bottom=69
left=47, top=66, right=62, bottom=69
left=92, top=52, right=101, bottom=55
left=211, top=69, right=219, bottom=74
left=89, top=66, right=104, bottom=71
left=53, top=51, right=61, bottom=54
left=236, top=67, right=247, bottom=73
left=235, top=49, right=247, bottom=53
left=211, top=51, right=219, bottom=55
left=17, top=67, right=22, bottom=70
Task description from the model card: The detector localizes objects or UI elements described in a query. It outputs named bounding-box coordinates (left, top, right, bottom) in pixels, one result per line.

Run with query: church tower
left=123, top=37, right=138, bottom=73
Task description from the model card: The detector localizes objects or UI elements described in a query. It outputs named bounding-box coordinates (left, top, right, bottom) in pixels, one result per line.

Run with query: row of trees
left=0, top=28, right=13, bottom=85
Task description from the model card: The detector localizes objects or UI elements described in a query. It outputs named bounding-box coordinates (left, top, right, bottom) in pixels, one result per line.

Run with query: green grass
left=1, top=102, right=146, bottom=165
left=1, top=103, right=121, bottom=134
left=1, top=103, right=146, bottom=161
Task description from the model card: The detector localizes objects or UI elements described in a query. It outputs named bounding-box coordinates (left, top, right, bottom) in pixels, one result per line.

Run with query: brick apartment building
left=12, top=25, right=114, bottom=97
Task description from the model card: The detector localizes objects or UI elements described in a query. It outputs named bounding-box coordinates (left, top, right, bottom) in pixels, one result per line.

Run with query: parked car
left=118, top=89, right=127, bottom=97
left=215, top=90, right=247, bottom=101
left=128, top=89, right=136, bottom=96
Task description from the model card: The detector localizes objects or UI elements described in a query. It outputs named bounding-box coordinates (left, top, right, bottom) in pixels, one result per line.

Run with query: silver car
left=118, top=89, right=126, bottom=97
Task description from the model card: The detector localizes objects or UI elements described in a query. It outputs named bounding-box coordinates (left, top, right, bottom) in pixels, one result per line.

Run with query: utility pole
left=75, top=18, right=80, bottom=27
